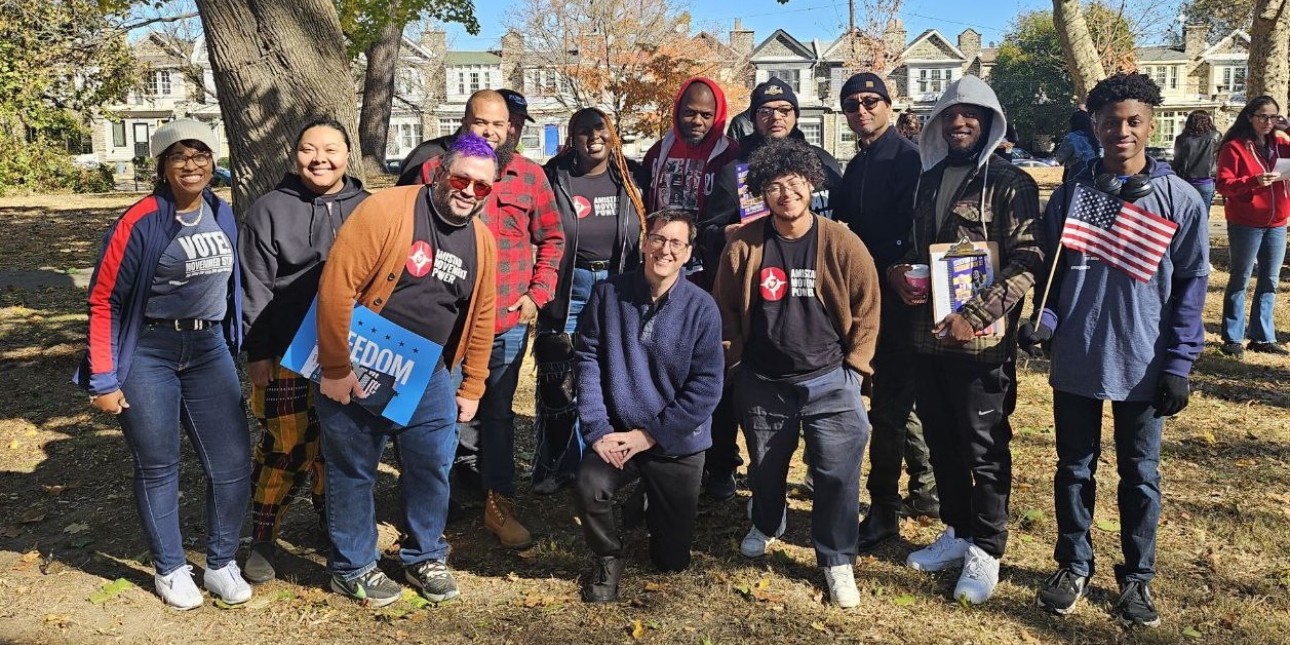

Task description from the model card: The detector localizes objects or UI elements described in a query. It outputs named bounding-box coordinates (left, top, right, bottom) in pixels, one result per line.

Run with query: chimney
left=730, top=18, right=755, bottom=57
left=420, top=29, right=446, bottom=59
left=884, top=18, right=907, bottom=61
left=958, top=29, right=981, bottom=60
left=501, top=29, right=523, bottom=88
left=1184, top=24, right=1207, bottom=60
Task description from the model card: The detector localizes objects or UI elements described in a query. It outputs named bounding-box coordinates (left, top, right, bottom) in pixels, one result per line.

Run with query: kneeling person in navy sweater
left=573, top=209, right=725, bottom=603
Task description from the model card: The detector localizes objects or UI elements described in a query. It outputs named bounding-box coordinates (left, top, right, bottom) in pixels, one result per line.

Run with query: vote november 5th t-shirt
left=746, top=216, right=843, bottom=381
left=379, top=187, right=477, bottom=367
left=146, top=204, right=234, bottom=321
left=570, top=170, right=619, bottom=263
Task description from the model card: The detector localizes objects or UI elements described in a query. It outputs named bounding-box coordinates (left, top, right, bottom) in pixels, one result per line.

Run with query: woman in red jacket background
left=1216, top=95, right=1290, bottom=358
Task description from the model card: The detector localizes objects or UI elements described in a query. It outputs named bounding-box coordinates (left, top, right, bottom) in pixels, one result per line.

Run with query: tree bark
left=358, top=12, right=405, bottom=176
left=1247, top=0, right=1290, bottom=104
left=193, top=0, right=362, bottom=213
left=1053, top=0, right=1106, bottom=102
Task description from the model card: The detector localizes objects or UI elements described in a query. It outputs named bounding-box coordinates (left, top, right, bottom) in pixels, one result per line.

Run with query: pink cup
left=905, top=264, right=930, bottom=298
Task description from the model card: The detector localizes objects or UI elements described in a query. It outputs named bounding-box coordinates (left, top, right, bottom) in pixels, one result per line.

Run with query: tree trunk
left=193, top=0, right=362, bottom=214
left=1053, top=0, right=1106, bottom=102
left=1247, top=0, right=1290, bottom=104
left=359, top=13, right=405, bottom=176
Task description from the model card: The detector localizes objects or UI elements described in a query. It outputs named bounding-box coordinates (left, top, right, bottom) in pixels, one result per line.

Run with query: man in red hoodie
left=642, top=78, right=740, bottom=225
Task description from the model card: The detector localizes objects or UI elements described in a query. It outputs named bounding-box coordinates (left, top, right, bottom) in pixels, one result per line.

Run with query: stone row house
left=87, top=22, right=1252, bottom=173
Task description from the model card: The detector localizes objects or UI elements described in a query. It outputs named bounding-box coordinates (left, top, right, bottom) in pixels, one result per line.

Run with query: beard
left=430, top=181, right=482, bottom=227
left=493, top=134, right=519, bottom=171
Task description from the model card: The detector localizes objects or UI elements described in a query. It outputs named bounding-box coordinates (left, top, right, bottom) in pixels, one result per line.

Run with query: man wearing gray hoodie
left=885, top=75, right=1044, bottom=605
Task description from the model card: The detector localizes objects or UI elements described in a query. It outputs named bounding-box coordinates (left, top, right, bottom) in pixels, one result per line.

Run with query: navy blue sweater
left=575, top=271, right=724, bottom=456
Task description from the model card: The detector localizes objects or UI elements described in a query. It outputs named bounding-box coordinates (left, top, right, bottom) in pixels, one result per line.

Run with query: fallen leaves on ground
left=88, top=578, right=134, bottom=604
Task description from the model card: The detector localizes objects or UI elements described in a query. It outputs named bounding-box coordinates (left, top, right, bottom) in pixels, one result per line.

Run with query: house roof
left=750, top=28, right=816, bottom=61
left=900, top=29, right=966, bottom=62
left=1135, top=45, right=1187, bottom=62
left=1200, top=29, right=1251, bottom=58
left=445, top=51, right=501, bottom=66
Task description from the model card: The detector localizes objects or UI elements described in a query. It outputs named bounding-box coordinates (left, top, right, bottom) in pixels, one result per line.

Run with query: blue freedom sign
left=281, top=299, right=443, bottom=426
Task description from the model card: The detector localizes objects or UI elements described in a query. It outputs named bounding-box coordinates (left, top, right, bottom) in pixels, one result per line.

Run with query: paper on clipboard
left=1274, top=158, right=1290, bottom=181
left=929, top=240, right=1005, bottom=338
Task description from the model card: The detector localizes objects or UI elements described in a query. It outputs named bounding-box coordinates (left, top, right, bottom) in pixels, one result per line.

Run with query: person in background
left=75, top=119, right=252, bottom=609
left=1172, top=110, right=1220, bottom=217
left=1053, top=109, right=1100, bottom=183
left=1215, top=95, right=1290, bottom=358
left=239, top=118, right=369, bottom=583
left=396, top=88, right=534, bottom=186
left=532, top=107, right=646, bottom=494
left=896, top=111, right=922, bottom=144
left=727, top=106, right=755, bottom=142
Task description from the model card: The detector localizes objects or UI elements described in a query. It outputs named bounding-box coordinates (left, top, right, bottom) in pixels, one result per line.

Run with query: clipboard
left=929, top=239, right=1005, bottom=337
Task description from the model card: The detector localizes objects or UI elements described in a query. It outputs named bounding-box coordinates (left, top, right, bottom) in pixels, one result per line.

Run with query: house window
left=1220, top=66, right=1247, bottom=93
left=799, top=121, right=822, bottom=147
left=397, top=69, right=423, bottom=98
left=111, top=121, right=126, bottom=148
left=765, top=67, right=800, bottom=93
left=400, top=123, right=422, bottom=151
left=439, top=118, right=460, bottom=137
left=469, top=72, right=481, bottom=93
left=147, top=70, right=172, bottom=97
left=521, top=125, right=541, bottom=152
left=456, top=71, right=466, bottom=95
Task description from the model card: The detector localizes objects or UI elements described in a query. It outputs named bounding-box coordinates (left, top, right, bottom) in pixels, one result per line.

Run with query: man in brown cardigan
left=314, top=134, right=497, bottom=607
left=712, top=137, right=880, bottom=609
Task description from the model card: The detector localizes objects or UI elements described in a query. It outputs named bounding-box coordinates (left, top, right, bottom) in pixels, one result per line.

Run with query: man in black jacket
left=833, top=72, right=938, bottom=551
left=396, top=89, right=534, bottom=185
left=697, top=77, right=843, bottom=500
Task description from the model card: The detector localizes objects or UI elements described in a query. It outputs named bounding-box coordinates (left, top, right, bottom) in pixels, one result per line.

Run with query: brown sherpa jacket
left=712, top=214, right=881, bottom=376
left=316, top=185, right=497, bottom=400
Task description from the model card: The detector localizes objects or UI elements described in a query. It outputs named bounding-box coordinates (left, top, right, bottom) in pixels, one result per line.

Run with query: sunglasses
left=446, top=174, right=492, bottom=199
left=842, top=96, right=885, bottom=114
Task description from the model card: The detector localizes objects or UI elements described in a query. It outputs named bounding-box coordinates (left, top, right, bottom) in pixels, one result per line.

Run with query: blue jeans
left=1222, top=223, right=1286, bottom=344
left=1052, top=390, right=1162, bottom=583
left=1188, top=180, right=1215, bottom=219
left=735, top=365, right=869, bottom=567
left=318, top=366, right=457, bottom=579
left=455, top=323, right=530, bottom=495
left=117, top=325, right=251, bottom=575
left=532, top=267, right=605, bottom=485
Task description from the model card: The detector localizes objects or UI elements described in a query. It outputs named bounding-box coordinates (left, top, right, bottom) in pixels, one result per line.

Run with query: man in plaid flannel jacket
left=419, top=90, right=566, bottom=549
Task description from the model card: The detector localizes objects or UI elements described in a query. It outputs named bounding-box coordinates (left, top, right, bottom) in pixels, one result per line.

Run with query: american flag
left=1060, top=184, right=1178, bottom=283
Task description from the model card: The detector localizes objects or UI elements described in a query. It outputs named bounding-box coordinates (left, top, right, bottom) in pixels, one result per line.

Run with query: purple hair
left=450, top=132, right=496, bottom=160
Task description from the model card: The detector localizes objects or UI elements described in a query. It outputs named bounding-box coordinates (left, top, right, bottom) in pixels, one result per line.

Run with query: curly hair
left=744, top=137, right=825, bottom=198
left=1086, top=72, right=1163, bottom=114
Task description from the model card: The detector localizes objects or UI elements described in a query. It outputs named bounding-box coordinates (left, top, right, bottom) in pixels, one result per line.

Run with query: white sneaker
left=745, top=497, right=788, bottom=534
left=203, top=561, right=253, bottom=604
left=954, top=544, right=1000, bottom=605
left=906, top=526, right=971, bottom=572
left=823, top=564, right=860, bottom=608
left=155, top=564, right=203, bottom=610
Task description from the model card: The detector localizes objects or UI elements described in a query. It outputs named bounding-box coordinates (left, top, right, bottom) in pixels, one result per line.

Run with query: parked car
left=211, top=166, right=233, bottom=187
left=1145, top=146, right=1175, bottom=163
left=384, top=158, right=404, bottom=175
left=1013, top=158, right=1059, bottom=168
left=1009, top=147, right=1060, bottom=167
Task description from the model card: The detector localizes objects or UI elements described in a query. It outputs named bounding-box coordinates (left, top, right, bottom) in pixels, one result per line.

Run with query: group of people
left=82, top=62, right=1285, bottom=631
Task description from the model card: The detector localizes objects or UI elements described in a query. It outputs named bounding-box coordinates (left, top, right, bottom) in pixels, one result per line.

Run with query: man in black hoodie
left=832, top=73, right=938, bottom=552
left=699, top=79, right=842, bottom=499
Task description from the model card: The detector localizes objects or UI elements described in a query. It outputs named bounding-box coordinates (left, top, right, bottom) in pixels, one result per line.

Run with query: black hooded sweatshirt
left=239, top=172, right=369, bottom=360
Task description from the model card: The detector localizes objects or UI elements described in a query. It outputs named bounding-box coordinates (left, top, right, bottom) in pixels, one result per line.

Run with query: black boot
left=856, top=506, right=901, bottom=552
left=582, top=555, right=625, bottom=603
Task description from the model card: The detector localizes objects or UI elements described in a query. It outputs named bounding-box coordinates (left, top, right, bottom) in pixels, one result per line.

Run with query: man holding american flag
left=1024, top=73, right=1209, bottom=629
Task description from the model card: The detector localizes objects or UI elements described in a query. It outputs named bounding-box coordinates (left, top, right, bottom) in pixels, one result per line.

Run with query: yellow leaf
left=1199, top=431, right=1217, bottom=445
left=643, top=581, right=665, bottom=592
left=630, top=619, right=646, bottom=640
left=810, top=622, right=828, bottom=633
left=7, top=440, right=18, bottom=450
left=755, top=577, right=770, bottom=590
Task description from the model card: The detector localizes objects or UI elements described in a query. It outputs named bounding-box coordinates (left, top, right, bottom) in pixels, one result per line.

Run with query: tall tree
left=990, top=11, right=1076, bottom=148
left=193, top=0, right=361, bottom=212
left=1246, top=0, right=1290, bottom=103
left=1175, top=0, right=1255, bottom=43
left=1053, top=0, right=1107, bottom=101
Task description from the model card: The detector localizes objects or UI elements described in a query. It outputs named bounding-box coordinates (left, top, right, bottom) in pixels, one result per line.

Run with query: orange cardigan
left=316, top=186, right=497, bottom=400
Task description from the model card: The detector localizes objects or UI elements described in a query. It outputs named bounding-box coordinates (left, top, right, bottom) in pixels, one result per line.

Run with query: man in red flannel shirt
left=419, top=89, right=566, bottom=549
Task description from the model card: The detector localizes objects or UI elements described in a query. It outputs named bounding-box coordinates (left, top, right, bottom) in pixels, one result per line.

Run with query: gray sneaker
left=330, top=569, right=403, bottom=607
left=243, top=542, right=276, bottom=584
left=405, top=559, right=460, bottom=602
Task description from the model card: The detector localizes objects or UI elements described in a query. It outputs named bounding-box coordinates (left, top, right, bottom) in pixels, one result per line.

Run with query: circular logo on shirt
left=759, top=267, right=788, bottom=301
left=405, top=241, right=434, bottom=277
left=574, top=195, right=592, bottom=219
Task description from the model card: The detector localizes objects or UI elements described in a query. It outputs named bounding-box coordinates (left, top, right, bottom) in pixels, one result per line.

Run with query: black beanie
left=751, top=78, right=799, bottom=114
left=839, top=72, right=891, bottom=106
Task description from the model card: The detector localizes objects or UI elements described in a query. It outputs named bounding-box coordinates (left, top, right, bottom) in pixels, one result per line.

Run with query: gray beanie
left=150, top=119, right=218, bottom=158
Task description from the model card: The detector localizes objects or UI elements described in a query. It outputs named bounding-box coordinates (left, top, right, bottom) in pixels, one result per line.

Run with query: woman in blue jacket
left=74, top=119, right=251, bottom=610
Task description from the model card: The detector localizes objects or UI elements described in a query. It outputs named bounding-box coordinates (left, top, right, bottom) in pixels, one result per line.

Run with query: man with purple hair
left=314, top=133, right=499, bottom=605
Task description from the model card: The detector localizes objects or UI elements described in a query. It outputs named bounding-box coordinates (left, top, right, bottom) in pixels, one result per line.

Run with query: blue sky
left=441, top=0, right=1070, bottom=51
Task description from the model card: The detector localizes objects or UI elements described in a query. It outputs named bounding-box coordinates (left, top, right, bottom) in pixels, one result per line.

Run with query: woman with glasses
left=1216, top=95, right=1290, bottom=358
left=238, top=118, right=368, bottom=582
left=74, top=119, right=252, bottom=609
left=532, top=107, right=646, bottom=494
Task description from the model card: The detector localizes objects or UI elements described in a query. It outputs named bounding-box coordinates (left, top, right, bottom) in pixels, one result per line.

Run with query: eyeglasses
left=446, top=174, right=493, bottom=199
left=763, top=178, right=810, bottom=197
left=756, top=106, right=794, bottom=119
left=165, top=151, right=213, bottom=168
left=1253, top=114, right=1283, bottom=122
left=646, top=233, right=690, bottom=253
left=842, top=96, right=885, bottom=114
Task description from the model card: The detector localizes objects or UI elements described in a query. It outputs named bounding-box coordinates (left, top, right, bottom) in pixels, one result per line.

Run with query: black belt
left=576, top=260, right=610, bottom=271
left=145, top=318, right=216, bottom=331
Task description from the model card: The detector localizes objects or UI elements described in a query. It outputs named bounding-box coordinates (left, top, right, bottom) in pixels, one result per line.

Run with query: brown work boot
left=484, top=491, right=533, bottom=549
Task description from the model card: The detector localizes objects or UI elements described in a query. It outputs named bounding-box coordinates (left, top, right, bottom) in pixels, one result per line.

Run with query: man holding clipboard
left=884, top=75, right=1043, bottom=606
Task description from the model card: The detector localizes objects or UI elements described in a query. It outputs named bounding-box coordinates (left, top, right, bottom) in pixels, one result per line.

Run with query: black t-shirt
left=746, top=217, right=843, bottom=381
left=570, top=170, right=620, bottom=263
left=379, top=187, right=477, bottom=367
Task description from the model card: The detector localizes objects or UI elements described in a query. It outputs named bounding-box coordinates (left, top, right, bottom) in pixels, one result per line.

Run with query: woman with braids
left=1173, top=109, right=1220, bottom=216
left=239, top=118, right=368, bottom=582
left=532, top=107, right=646, bottom=494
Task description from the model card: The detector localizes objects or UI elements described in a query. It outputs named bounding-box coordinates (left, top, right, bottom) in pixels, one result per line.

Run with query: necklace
left=176, top=204, right=204, bottom=227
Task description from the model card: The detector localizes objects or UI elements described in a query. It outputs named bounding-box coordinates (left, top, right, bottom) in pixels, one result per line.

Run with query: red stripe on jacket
left=88, top=196, right=157, bottom=376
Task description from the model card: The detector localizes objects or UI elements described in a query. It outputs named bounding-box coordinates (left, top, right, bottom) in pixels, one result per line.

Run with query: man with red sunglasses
left=419, top=90, right=565, bottom=551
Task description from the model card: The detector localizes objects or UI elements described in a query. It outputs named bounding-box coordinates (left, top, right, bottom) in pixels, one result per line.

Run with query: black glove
left=1154, top=373, right=1190, bottom=417
left=1017, top=309, right=1056, bottom=357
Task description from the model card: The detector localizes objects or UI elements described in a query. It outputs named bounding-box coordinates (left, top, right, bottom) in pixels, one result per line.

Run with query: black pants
left=914, top=353, right=1014, bottom=557
left=574, top=449, right=705, bottom=572
left=703, top=384, right=741, bottom=477
left=866, top=332, right=935, bottom=510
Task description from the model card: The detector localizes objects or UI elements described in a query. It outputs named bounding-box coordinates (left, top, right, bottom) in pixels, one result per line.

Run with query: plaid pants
left=249, top=365, right=324, bottom=542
